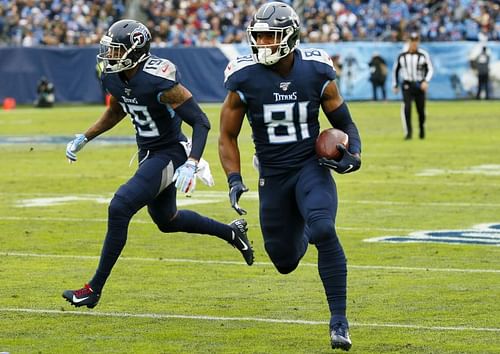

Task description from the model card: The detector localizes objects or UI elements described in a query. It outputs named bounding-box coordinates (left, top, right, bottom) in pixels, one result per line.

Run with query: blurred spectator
left=1, top=0, right=125, bottom=46
left=368, top=52, right=388, bottom=101
left=343, top=52, right=359, bottom=96
left=1, top=0, right=499, bottom=46
left=330, top=54, right=343, bottom=90
left=449, top=73, right=464, bottom=98
left=35, top=76, right=55, bottom=108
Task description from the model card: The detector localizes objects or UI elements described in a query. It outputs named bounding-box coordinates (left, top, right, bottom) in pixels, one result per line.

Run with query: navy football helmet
left=247, top=2, right=300, bottom=65
left=97, top=19, right=151, bottom=73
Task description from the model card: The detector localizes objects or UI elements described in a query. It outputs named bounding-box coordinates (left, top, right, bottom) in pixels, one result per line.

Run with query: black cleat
left=330, top=321, right=352, bottom=351
left=229, top=219, right=254, bottom=266
left=62, top=284, right=100, bottom=308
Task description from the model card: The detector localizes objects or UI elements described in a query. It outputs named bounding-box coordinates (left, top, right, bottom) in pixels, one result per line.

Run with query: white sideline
left=2, top=252, right=500, bottom=273
left=0, top=308, right=498, bottom=332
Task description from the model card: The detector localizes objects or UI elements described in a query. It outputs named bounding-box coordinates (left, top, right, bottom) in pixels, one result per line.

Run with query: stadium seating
left=0, top=0, right=498, bottom=46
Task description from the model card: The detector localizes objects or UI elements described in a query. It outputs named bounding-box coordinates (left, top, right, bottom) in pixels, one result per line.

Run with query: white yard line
left=0, top=308, right=498, bottom=332
left=1, top=177, right=500, bottom=189
left=2, top=252, right=499, bottom=273
left=1, top=190, right=500, bottom=207
left=0, top=216, right=413, bottom=232
left=352, top=200, right=500, bottom=208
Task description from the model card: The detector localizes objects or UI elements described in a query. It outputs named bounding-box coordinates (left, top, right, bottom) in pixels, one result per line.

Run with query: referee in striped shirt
left=392, top=32, right=433, bottom=140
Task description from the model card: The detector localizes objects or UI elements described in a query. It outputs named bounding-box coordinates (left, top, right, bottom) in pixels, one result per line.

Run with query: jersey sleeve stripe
left=236, top=90, right=247, bottom=104
left=320, top=80, right=332, bottom=97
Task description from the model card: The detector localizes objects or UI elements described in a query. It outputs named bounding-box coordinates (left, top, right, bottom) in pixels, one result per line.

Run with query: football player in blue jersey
left=219, top=2, right=361, bottom=351
left=62, top=19, right=254, bottom=309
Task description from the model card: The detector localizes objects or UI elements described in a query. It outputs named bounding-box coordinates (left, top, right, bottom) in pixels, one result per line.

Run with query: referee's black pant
left=402, top=81, right=426, bottom=139
left=476, top=74, right=489, bottom=100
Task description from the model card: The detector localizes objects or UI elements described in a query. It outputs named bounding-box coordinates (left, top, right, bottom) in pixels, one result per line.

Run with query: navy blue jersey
left=224, top=48, right=336, bottom=175
left=102, top=55, right=186, bottom=150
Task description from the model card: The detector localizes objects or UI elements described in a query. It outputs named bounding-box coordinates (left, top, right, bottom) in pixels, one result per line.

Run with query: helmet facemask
left=247, top=24, right=299, bottom=66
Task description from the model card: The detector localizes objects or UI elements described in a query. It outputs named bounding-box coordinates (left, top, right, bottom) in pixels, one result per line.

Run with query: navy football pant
left=89, top=146, right=232, bottom=292
left=258, top=159, right=347, bottom=317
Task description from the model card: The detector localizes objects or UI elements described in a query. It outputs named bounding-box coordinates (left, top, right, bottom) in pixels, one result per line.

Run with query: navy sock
left=316, top=238, right=347, bottom=318
left=89, top=196, right=134, bottom=293
left=158, top=210, right=233, bottom=242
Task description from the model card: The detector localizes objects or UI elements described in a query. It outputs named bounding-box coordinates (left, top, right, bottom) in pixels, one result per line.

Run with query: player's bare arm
left=320, top=80, right=344, bottom=113
left=219, top=91, right=246, bottom=176
left=219, top=91, right=248, bottom=215
left=84, top=95, right=127, bottom=140
left=159, top=83, right=192, bottom=108
left=66, top=95, right=126, bottom=162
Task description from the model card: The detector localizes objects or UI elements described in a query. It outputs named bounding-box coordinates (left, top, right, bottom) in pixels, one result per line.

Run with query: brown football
left=315, top=128, right=349, bottom=161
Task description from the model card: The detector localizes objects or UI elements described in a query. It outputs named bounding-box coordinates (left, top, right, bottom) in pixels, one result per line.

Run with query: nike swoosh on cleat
left=72, top=295, right=90, bottom=303
left=237, top=237, right=249, bottom=251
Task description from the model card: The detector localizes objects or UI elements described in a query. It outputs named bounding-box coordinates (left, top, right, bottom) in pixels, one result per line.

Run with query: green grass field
left=0, top=101, right=499, bottom=353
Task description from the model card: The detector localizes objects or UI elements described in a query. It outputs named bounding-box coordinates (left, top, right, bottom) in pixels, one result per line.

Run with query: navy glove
left=66, top=134, right=88, bottom=163
left=318, top=144, right=361, bottom=174
left=228, top=173, right=249, bottom=215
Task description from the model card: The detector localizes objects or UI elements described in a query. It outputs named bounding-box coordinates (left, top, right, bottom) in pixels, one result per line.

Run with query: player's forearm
left=174, top=97, right=211, bottom=160
left=187, top=125, right=209, bottom=161
left=325, top=102, right=361, bottom=154
left=218, top=136, right=241, bottom=177
left=84, top=108, right=125, bottom=140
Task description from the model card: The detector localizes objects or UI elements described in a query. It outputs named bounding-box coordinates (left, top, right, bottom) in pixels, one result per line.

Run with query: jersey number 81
left=263, top=101, right=310, bottom=143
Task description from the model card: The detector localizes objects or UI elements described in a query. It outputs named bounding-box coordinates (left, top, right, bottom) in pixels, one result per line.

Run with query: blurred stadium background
left=0, top=0, right=499, bottom=104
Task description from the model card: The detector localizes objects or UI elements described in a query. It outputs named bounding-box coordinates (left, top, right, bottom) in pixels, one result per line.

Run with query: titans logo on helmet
left=130, top=27, right=150, bottom=48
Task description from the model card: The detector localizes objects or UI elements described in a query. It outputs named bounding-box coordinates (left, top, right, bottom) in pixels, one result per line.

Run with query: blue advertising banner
left=0, top=46, right=228, bottom=104
left=223, top=41, right=500, bottom=101
left=1, top=42, right=499, bottom=104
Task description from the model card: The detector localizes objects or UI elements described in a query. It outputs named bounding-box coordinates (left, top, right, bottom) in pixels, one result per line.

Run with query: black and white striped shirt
left=392, top=48, right=433, bottom=88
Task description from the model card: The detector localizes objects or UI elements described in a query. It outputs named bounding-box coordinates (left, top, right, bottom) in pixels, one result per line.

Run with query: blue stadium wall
left=1, top=42, right=499, bottom=104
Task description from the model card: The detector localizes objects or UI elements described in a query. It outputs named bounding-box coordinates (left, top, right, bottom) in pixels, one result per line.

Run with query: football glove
left=318, top=144, right=361, bottom=174
left=66, top=134, right=88, bottom=163
left=173, top=159, right=198, bottom=194
left=228, top=174, right=249, bottom=215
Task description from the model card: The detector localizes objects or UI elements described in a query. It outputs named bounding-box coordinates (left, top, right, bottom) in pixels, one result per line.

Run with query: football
left=315, top=128, right=349, bottom=161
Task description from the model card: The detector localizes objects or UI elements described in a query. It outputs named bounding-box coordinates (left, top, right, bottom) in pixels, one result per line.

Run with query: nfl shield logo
left=124, top=88, right=132, bottom=96
left=280, top=82, right=291, bottom=91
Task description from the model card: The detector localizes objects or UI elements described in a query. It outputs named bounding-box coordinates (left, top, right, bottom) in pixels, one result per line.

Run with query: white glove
left=173, top=159, right=198, bottom=193
left=196, top=158, right=215, bottom=187
left=66, top=134, right=88, bottom=162
left=179, top=140, right=215, bottom=187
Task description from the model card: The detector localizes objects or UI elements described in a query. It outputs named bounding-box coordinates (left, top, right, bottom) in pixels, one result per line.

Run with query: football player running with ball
left=63, top=20, right=254, bottom=309
left=219, top=2, right=361, bottom=351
